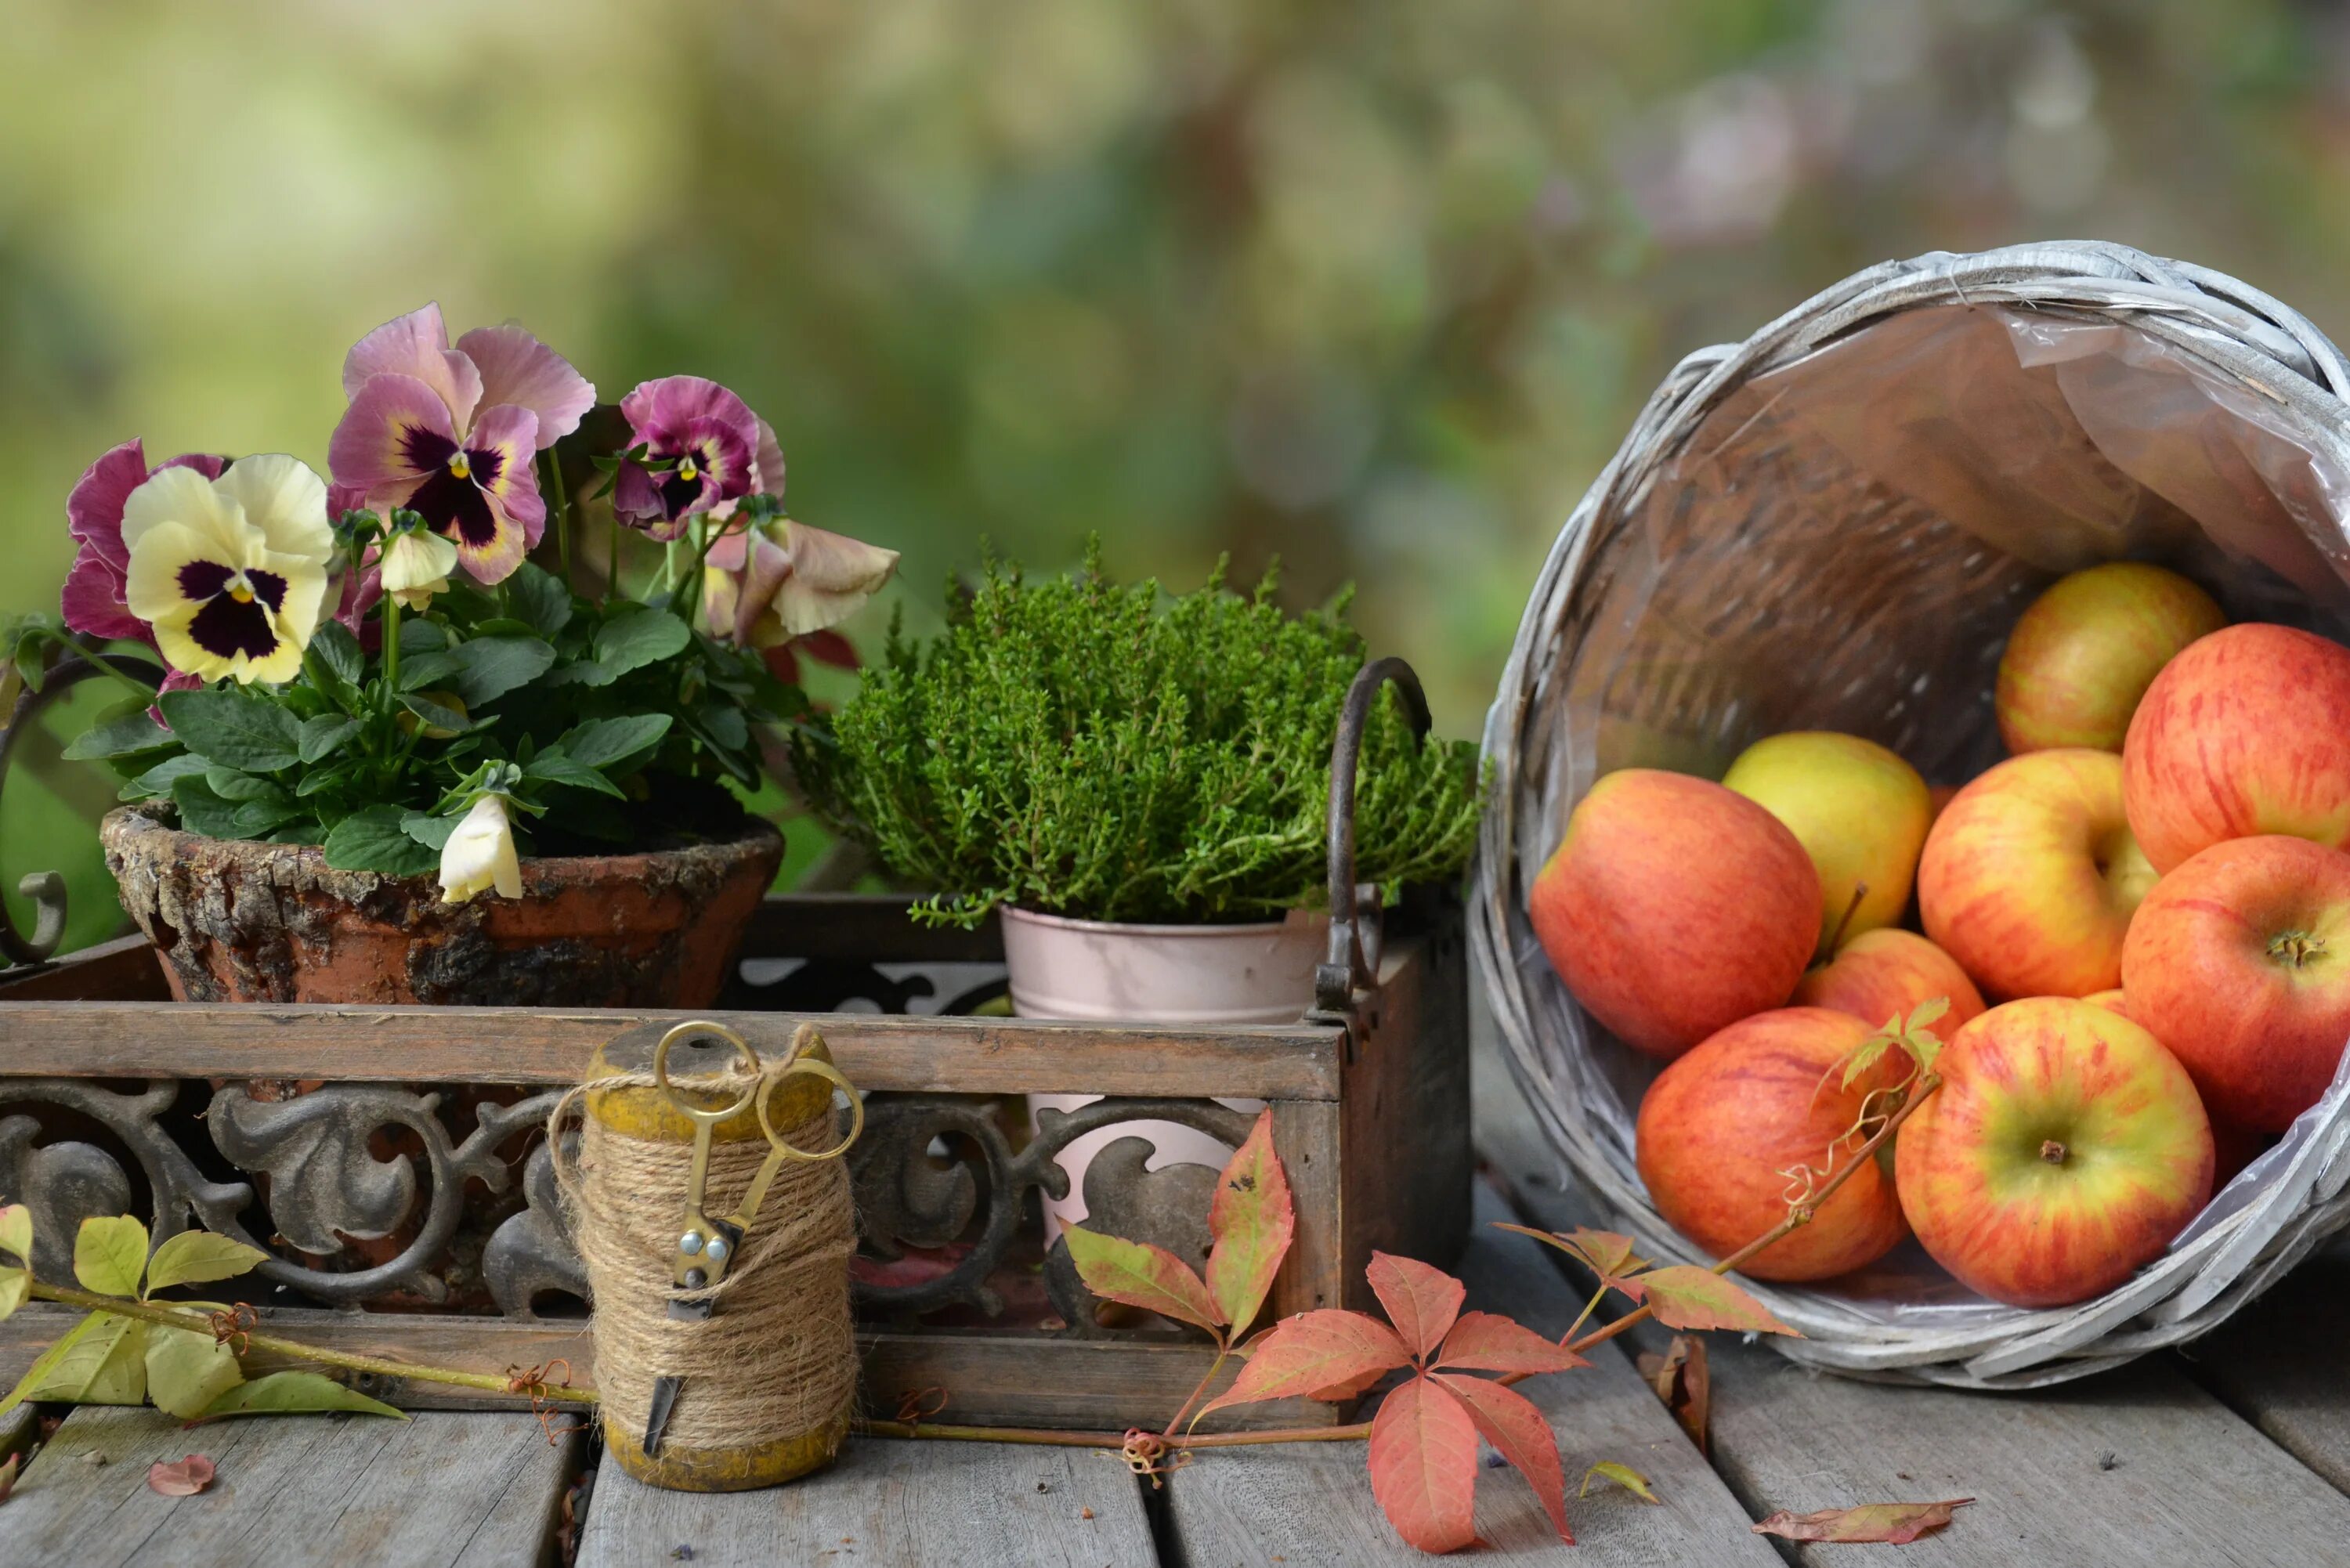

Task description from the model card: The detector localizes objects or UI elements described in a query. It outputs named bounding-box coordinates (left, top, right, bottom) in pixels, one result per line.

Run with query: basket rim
left=1470, top=239, right=2350, bottom=1389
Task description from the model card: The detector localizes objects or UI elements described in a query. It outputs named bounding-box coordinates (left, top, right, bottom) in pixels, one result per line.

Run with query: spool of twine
left=550, top=1066, right=857, bottom=1466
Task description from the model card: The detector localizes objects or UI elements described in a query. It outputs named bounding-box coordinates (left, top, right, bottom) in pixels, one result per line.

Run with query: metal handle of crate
left=1314, top=656, right=1433, bottom=1017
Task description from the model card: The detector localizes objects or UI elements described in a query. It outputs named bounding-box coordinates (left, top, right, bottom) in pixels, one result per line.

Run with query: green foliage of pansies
left=61, top=555, right=799, bottom=871
left=798, top=544, right=1484, bottom=927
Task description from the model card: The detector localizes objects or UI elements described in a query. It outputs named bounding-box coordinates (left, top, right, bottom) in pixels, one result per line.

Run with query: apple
left=2123, top=623, right=2350, bottom=873
left=1793, top=928, right=1984, bottom=1044
left=1723, top=732, right=1932, bottom=957
left=1916, top=749, right=2157, bottom=1000
left=2082, top=988, right=2130, bottom=1019
left=1636, top=1007, right=1910, bottom=1281
left=1996, top=562, right=2224, bottom=754
left=1531, top=768, right=1818, bottom=1060
left=2120, top=835, right=2350, bottom=1133
left=1896, top=997, right=2214, bottom=1309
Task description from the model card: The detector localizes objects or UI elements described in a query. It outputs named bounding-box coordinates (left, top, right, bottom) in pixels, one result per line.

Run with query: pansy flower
left=611, top=377, right=765, bottom=540
left=61, top=440, right=229, bottom=646
left=703, top=516, right=899, bottom=655
left=121, top=455, right=334, bottom=685
left=327, top=304, right=593, bottom=585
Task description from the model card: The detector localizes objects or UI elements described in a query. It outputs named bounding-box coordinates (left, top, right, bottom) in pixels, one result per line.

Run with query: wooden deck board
left=0, top=1406, right=578, bottom=1568
left=2184, top=1241, right=2350, bottom=1497
left=576, top=1430, right=1156, bottom=1568
left=1159, top=1183, right=1781, bottom=1566
left=1473, top=1017, right=2350, bottom=1566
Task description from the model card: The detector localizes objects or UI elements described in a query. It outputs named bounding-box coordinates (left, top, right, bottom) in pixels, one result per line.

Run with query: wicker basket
left=1472, top=240, right=2350, bottom=1389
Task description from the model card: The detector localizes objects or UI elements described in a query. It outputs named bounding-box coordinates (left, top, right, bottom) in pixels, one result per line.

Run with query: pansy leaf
left=324, top=804, right=440, bottom=876
left=199, top=1371, right=406, bottom=1421
left=396, top=617, right=447, bottom=654
left=593, top=608, right=692, bottom=678
left=158, top=688, right=304, bottom=772
left=231, top=799, right=307, bottom=838
left=395, top=649, right=467, bottom=692
left=524, top=750, right=627, bottom=797
left=169, top=775, right=244, bottom=838
left=400, top=811, right=459, bottom=851
left=399, top=692, right=475, bottom=735
left=63, top=711, right=179, bottom=762
left=449, top=635, right=557, bottom=707
left=120, top=753, right=208, bottom=802
left=556, top=714, right=672, bottom=771
left=307, top=619, right=366, bottom=694
left=506, top=563, right=573, bottom=639
left=204, top=766, right=287, bottom=804
left=298, top=714, right=363, bottom=764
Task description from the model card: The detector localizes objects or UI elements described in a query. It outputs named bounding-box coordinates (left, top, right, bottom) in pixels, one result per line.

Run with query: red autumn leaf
left=1752, top=1498, right=1974, bottom=1545
left=1434, top=1374, right=1571, bottom=1545
left=1367, top=1375, right=1480, bottom=1554
left=1196, top=1310, right=1412, bottom=1419
left=0, top=1451, right=17, bottom=1505
left=1365, top=1252, right=1466, bottom=1361
left=1493, top=1223, right=1649, bottom=1299
left=1637, top=1334, right=1710, bottom=1453
left=1061, top=1224, right=1222, bottom=1334
left=147, top=1454, right=216, bottom=1497
left=1638, top=1266, right=1799, bottom=1337
left=1206, top=1109, right=1296, bottom=1336
left=1435, top=1311, right=1589, bottom=1376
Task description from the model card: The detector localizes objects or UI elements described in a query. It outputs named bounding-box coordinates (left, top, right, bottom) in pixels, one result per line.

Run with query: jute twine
left=549, top=1067, right=857, bottom=1454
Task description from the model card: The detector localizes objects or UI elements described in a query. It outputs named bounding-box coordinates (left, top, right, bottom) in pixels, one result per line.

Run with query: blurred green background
left=6, top=0, right=2349, bottom=954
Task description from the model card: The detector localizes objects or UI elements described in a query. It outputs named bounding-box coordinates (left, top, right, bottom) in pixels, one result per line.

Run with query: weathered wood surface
left=0, top=1001, right=1344, bottom=1099
left=578, top=1423, right=1154, bottom=1568
left=2185, top=1239, right=2350, bottom=1496
left=0, top=934, right=172, bottom=1002
left=1162, top=1182, right=1780, bottom=1566
left=0, top=1406, right=578, bottom=1568
left=1473, top=1017, right=2350, bottom=1567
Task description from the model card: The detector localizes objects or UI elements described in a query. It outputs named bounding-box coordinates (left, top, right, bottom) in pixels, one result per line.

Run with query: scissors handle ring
left=653, top=1021, right=761, bottom=1126
left=754, top=1057, right=865, bottom=1163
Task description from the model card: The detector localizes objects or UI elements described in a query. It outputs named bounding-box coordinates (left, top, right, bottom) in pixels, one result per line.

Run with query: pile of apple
left=1531, top=562, right=2350, bottom=1310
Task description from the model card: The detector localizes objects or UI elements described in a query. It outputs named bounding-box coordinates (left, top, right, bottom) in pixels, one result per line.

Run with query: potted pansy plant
left=28, top=305, right=897, bottom=1007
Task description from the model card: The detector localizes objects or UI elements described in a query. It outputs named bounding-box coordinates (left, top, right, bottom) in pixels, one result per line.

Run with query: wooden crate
left=0, top=888, right=1467, bottom=1431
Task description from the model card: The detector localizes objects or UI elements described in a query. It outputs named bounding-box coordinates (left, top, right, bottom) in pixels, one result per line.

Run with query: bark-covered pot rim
left=100, top=799, right=783, bottom=899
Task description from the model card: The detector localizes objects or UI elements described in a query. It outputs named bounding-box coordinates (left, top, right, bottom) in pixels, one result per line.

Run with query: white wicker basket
left=1473, top=241, right=2350, bottom=1389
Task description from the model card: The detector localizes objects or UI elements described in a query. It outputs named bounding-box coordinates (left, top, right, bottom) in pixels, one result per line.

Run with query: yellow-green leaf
left=200, top=1371, right=406, bottom=1422
left=1581, top=1460, right=1661, bottom=1504
left=1905, top=995, right=1950, bottom=1033
left=1061, top=1224, right=1223, bottom=1334
left=74, top=1215, right=149, bottom=1298
left=0, top=1203, right=30, bottom=1262
left=145, top=1231, right=270, bottom=1295
left=1639, top=1266, right=1799, bottom=1337
left=145, top=1324, right=244, bottom=1419
left=5, top=1311, right=149, bottom=1415
left=0, top=1265, right=24, bottom=1322
left=1205, top=1109, right=1296, bottom=1336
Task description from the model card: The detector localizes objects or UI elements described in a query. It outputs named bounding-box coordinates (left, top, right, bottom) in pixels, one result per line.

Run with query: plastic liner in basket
left=1472, top=241, right=2350, bottom=1389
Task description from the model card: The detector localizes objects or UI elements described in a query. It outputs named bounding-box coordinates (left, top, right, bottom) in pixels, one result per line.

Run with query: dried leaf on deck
left=146, top=1454, right=216, bottom=1497
left=1752, top=1498, right=1974, bottom=1545
left=1638, top=1266, right=1799, bottom=1336
left=1580, top=1460, right=1661, bottom=1504
left=1365, top=1252, right=1466, bottom=1360
left=1195, top=1309, right=1412, bottom=1418
left=1366, top=1375, right=1480, bottom=1554
left=1636, top=1333, right=1710, bottom=1453
left=1205, top=1108, right=1295, bottom=1335
left=0, top=1451, right=18, bottom=1505
left=1061, top=1224, right=1222, bottom=1334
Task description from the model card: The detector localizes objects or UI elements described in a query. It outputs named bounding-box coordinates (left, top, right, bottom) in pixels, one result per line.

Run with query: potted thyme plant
left=798, top=545, right=1480, bottom=1224
left=22, top=304, right=897, bottom=1007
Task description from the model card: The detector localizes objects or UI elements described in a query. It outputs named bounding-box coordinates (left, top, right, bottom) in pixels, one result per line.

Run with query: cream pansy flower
left=439, top=794, right=522, bottom=904
left=379, top=528, right=459, bottom=612
left=121, top=455, right=333, bottom=685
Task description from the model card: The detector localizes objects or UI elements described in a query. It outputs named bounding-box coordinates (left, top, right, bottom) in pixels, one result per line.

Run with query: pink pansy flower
left=611, top=377, right=765, bottom=540
left=62, top=440, right=229, bottom=645
left=703, top=517, right=900, bottom=651
left=327, top=304, right=593, bottom=586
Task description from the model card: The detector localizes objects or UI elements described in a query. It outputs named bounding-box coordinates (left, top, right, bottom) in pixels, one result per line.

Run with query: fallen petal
left=147, top=1454, right=217, bottom=1497
left=1752, top=1498, right=1974, bottom=1545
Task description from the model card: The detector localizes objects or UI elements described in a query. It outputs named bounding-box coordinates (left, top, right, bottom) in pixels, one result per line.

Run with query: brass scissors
left=640, top=1020, right=862, bottom=1458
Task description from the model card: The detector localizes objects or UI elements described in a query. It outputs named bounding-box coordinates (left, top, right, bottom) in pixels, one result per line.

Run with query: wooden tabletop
left=4, top=1028, right=2348, bottom=1567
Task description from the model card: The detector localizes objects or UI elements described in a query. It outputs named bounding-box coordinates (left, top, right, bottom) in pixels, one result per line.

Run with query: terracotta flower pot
left=100, top=804, right=783, bottom=1007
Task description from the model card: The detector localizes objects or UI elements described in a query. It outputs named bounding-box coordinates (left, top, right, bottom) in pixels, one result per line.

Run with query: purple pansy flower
left=327, top=304, right=593, bottom=586
left=611, top=377, right=765, bottom=540
left=62, top=440, right=229, bottom=645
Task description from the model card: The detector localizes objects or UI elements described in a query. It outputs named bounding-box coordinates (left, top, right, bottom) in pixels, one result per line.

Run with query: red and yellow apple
left=2120, top=834, right=2350, bottom=1133
left=2122, top=623, right=2350, bottom=873
left=1636, top=1007, right=1909, bottom=1281
left=1723, top=732, right=1932, bottom=957
left=2082, top=988, right=2130, bottom=1020
left=1531, top=768, right=1818, bottom=1059
left=1917, top=748, right=2157, bottom=999
left=1996, top=562, right=2224, bottom=754
left=1793, top=928, right=1984, bottom=1044
left=1895, top=997, right=2214, bottom=1308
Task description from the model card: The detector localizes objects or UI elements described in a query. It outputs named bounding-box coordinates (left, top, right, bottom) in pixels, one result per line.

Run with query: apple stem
left=1823, top=880, right=1870, bottom=957
left=2269, top=930, right=2326, bottom=969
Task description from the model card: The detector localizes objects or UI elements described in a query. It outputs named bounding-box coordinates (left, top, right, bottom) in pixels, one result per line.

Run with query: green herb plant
left=799, top=542, right=1483, bottom=927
